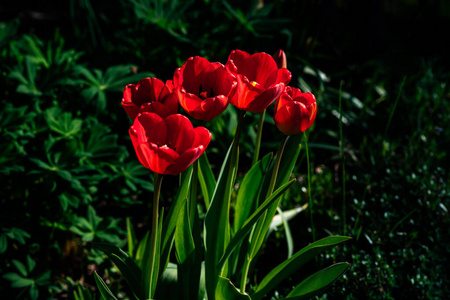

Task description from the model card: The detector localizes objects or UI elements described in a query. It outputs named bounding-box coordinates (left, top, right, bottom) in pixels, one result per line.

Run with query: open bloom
left=122, top=77, right=178, bottom=120
left=273, top=87, right=317, bottom=135
left=226, top=49, right=292, bottom=113
left=173, top=56, right=236, bottom=121
left=129, top=113, right=211, bottom=175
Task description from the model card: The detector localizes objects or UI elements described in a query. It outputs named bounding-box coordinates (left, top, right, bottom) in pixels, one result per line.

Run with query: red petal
left=179, top=56, right=213, bottom=94
left=192, top=127, right=211, bottom=150
left=151, top=146, right=179, bottom=174
left=244, top=52, right=279, bottom=86
left=213, top=63, right=235, bottom=96
left=164, top=114, right=195, bottom=154
left=274, top=101, right=305, bottom=136
left=265, top=68, right=292, bottom=87
left=165, top=147, right=203, bottom=175
left=245, top=83, right=285, bottom=113
left=122, top=100, right=141, bottom=120
left=133, top=112, right=167, bottom=146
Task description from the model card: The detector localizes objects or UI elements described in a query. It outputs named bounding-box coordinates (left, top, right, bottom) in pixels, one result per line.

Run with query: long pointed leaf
left=174, top=199, right=195, bottom=265
left=94, top=272, right=118, bottom=300
left=233, top=153, right=272, bottom=233
left=252, top=236, right=351, bottom=300
left=285, top=262, right=350, bottom=299
left=160, top=167, right=193, bottom=272
left=204, top=144, right=236, bottom=298
left=94, top=243, right=141, bottom=299
left=198, top=153, right=216, bottom=209
left=217, top=179, right=296, bottom=272
left=216, top=277, right=252, bottom=300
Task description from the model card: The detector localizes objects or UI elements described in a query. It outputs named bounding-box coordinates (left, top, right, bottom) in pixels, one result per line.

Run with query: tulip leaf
left=217, top=179, right=295, bottom=273
left=134, top=231, right=150, bottom=269
left=174, top=199, right=195, bottom=265
left=275, top=134, right=303, bottom=189
left=246, top=135, right=303, bottom=266
left=94, top=272, right=118, bottom=300
left=204, top=143, right=236, bottom=298
left=216, top=276, right=252, bottom=300
left=251, top=236, right=351, bottom=300
left=140, top=207, right=164, bottom=300
left=233, top=153, right=272, bottom=233
left=285, top=262, right=350, bottom=299
left=160, top=167, right=193, bottom=271
left=198, top=152, right=216, bottom=209
left=94, top=243, right=141, bottom=299
left=126, top=217, right=137, bottom=258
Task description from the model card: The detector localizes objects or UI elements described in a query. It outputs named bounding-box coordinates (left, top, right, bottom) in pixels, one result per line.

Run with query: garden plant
left=1, top=1, right=448, bottom=299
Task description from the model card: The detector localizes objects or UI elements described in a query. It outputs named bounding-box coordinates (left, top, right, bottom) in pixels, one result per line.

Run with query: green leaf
left=0, top=234, right=7, bottom=253
left=127, top=217, right=137, bottom=257
left=174, top=199, right=195, bottom=265
left=30, top=285, right=39, bottom=300
left=275, top=134, right=302, bottom=189
left=160, top=167, right=193, bottom=272
left=198, top=152, right=216, bottom=209
left=3, top=273, right=33, bottom=288
left=12, top=259, right=28, bottom=277
left=26, top=255, right=36, bottom=272
left=94, top=243, right=141, bottom=299
left=285, top=262, right=350, bottom=299
left=204, top=143, right=236, bottom=296
left=134, top=231, right=150, bottom=268
left=252, top=236, right=351, bottom=300
left=216, top=277, right=252, bottom=300
left=233, top=153, right=272, bottom=233
left=94, top=272, right=118, bottom=300
left=217, top=179, right=295, bottom=272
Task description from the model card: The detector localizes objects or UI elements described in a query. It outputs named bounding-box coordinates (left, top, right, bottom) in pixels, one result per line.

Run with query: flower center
left=198, top=84, right=215, bottom=100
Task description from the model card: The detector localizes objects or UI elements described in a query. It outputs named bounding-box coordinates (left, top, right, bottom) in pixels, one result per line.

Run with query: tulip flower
left=272, top=49, right=287, bottom=69
left=173, top=56, right=236, bottom=121
left=273, top=87, right=317, bottom=135
left=226, top=49, right=292, bottom=113
left=129, top=112, right=211, bottom=175
left=122, top=77, right=178, bottom=120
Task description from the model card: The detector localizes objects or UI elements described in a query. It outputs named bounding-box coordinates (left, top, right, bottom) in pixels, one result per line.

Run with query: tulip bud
left=273, top=49, right=287, bottom=69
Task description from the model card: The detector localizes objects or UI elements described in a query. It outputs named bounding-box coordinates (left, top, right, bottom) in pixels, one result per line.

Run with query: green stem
left=240, top=134, right=287, bottom=293
left=252, top=109, right=266, bottom=166
left=266, top=135, right=288, bottom=198
left=148, top=172, right=163, bottom=299
left=338, top=81, right=346, bottom=235
left=304, top=132, right=315, bottom=241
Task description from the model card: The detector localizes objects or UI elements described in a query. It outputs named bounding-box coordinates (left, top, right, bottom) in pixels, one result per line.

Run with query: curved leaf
left=252, top=236, right=351, bottom=300
left=94, top=272, right=118, bottom=300
left=217, top=179, right=296, bottom=272
left=285, top=262, right=350, bottom=299
left=216, top=277, right=252, bottom=300
left=94, top=243, right=141, bottom=298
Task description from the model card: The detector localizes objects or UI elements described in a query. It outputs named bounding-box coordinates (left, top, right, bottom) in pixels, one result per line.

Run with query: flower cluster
left=123, top=49, right=317, bottom=175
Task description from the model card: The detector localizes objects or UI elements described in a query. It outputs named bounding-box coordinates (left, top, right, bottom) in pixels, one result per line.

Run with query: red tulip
left=122, top=77, right=178, bottom=120
left=129, top=113, right=211, bottom=175
left=173, top=56, right=236, bottom=121
left=273, top=87, right=317, bottom=136
left=273, top=49, right=287, bottom=69
left=226, top=49, right=292, bottom=113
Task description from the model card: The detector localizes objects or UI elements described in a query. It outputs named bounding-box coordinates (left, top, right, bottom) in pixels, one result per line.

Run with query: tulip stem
left=266, top=134, right=287, bottom=198
left=304, top=132, right=315, bottom=241
left=147, top=172, right=163, bottom=299
left=252, top=109, right=266, bottom=166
